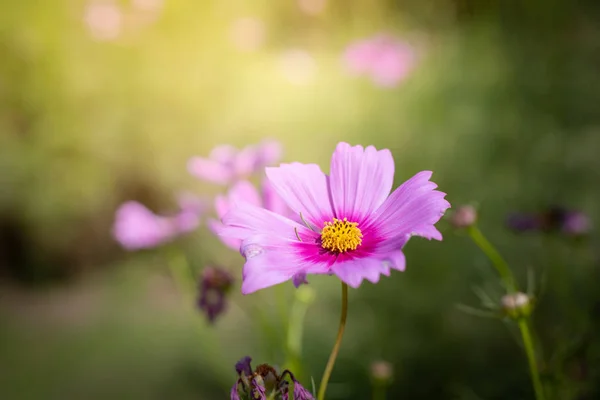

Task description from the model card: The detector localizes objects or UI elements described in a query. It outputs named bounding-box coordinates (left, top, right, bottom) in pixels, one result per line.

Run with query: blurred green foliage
left=2, top=0, right=600, bottom=399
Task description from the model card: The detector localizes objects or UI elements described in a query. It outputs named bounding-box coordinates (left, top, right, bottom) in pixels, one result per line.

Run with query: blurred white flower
left=279, top=49, right=317, bottom=85
left=84, top=1, right=123, bottom=41
left=230, top=17, right=266, bottom=52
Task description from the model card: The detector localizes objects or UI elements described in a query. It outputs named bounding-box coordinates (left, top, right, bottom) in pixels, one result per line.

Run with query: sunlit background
left=2, top=0, right=600, bottom=399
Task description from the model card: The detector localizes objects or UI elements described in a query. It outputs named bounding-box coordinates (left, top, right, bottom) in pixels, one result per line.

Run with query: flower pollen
left=320, top=217, right=363, bottom=253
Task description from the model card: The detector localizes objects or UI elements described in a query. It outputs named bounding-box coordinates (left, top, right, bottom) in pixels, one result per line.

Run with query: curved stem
left=467, top=225, right=517, bottom=292
left=317, top=282, right=349, bottom=400
left=518, top=319, right=545, bottom=400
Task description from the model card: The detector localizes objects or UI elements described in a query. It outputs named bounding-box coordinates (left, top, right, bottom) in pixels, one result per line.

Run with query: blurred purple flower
left=251, top=377, right=267, bottom=400
left=562, top=211, right=591, bottom=236
left=231, top=357, right=312, bottom=400
left=230, top=381, right=241, bottom=400
left=198, top=267, right=234, bottom=323
left=112, top=196, right=203, bottom=250
left=188, top=140, right=282, bottom=185
left=344, top=34, right=416, bottom=87
left=506, top=213, right=542, bottom=232
left=235, top=356, right=253, bottom=377
left=293, top=380, right=314, bottom=399
left=507, top=207, right=591, bottom=237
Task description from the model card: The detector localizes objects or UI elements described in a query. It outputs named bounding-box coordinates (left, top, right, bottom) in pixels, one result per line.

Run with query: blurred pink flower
left=84, top=1, right=123, bottom=41
left=298, top=0, right=327, bottom=15
left=113, top=196, right=203, bottom=250
left=344, top=34, right=416, bottom=87
left=230, top=17, right=266, bottom=52
left=132, top=0, right=163, bottom=12
left=188, top=140, right=282, bottom=185
left=208, top=179, right=293, bottom=251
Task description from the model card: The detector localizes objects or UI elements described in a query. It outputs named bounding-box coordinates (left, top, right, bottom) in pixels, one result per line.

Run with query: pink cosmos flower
left=188, top=140, right=282, bottom=185
left=113, top=196, right=204, bottom=250
left=220, top=142, right=450, bottom=294
left=209, top=179, right=292, bottom=251
left=344, top=34, right=416, bottom=87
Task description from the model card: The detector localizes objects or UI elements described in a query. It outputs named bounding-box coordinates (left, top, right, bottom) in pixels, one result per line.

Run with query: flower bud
left=501, top=292, right=532, bottom=319
left=370, top=360, right=393, bottom=386
left=198, top=267, right=234, bottom=323
left=450, top=205, right=477, bottom=228
left=562, top=211, right=591, bottom=237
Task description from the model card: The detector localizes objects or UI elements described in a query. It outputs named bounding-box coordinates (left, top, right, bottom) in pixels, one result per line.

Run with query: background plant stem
left=519, top=319, right=546, bottom=400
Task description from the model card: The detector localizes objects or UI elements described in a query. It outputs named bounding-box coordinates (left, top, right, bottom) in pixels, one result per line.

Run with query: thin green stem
left=275, top=284, right=290, bottom=337
left=285, top=286, right=315, bottom=379
left=317, top=282, right=348, bottom=400
left=166, top=249, right=195, bottom=303
left=467, top=225, right=517, bottom=292
left=518, top=319, right=545, bottom=400
left=372, top=385, right=386, bottom=400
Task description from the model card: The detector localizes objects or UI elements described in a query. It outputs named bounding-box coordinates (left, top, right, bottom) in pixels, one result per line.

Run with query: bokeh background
left=2, top=0, right=600, bottom=399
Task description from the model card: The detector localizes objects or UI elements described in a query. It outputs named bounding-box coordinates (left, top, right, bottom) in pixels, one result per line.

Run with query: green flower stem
left=276, top=284, right=290, bottom=337
left=285, top=286, right=316, bottom=379
left=519, top=319, right=546, bottom=400
left=466, top=226, right=544, bottom=400
left=165, top=248, right=196, bottom=302
left=467, top=225, right=517, bottom=292
left=372, top=385, right=386, bottom=400
left=318, top=282, right=348, bottom=400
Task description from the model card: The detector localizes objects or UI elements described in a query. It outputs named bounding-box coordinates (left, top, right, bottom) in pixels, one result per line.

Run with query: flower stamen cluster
left=320, top=218, right=363, bottom=253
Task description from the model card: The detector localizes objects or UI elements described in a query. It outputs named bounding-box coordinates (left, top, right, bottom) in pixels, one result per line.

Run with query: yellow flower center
left=320, top=217, right=363, bottom=253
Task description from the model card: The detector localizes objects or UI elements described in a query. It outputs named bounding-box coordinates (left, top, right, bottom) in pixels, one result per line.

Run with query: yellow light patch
left=320, top=217, right=363, bottom=253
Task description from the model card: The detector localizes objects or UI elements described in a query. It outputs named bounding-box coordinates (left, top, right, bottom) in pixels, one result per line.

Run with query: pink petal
left=173, top=210, right=200, bottom=233
left=371, top=171, right=450, bottom=240
left=330, top=257, right=392, bottom=288
left=207, top=218, right=242, bottom=250
left=328, top=142, right=394, bottom=223
left=220, top=203, right=310, bottom=243
left=239, top=234, right=305, bottom=294
left=257, top=139, right=282, bottom=166
left=381, top=250, right=406, bottom=272
left=214, top=180, right=261, bottom=220
left=233, top=145, right=260, bottom=177
left=176, top=192, right=205, bottom=215
left=209, top=145, right=237, bottom=164
left=229, top=180, right=262, bottom=207
left=214, top=194, right=230, bottom=219
left=112, top=201, right=174, bottom=250
left=262, top=178, right=291, bottom=217
left=187, top=156, right=232, bottom=184
left=265, top=163, right=333, bottom=228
